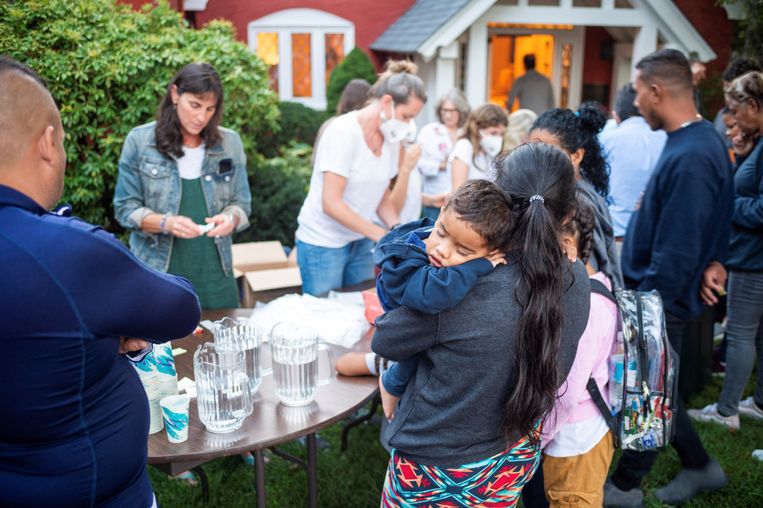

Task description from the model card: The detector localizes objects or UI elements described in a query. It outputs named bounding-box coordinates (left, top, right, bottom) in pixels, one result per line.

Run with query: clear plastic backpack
left=588, top=281, right=679, bottom=451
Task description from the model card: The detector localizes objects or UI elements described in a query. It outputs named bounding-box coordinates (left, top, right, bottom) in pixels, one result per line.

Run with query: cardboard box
left=232, top=241, right=302, bottom=307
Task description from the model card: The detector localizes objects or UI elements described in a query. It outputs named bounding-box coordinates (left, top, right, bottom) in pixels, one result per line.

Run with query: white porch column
left=415, top=55, right=437, bottom=126
left=466, top=22, right=488, bottom=107
left=435, top=42, right=459, bottom=101
left=631, top=24, right=657, bottom=80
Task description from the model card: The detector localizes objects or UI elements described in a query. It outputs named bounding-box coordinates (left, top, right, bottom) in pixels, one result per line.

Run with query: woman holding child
left=372, top=143, right=591, bottom=506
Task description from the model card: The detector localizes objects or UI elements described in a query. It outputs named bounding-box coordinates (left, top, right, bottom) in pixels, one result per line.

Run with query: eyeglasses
left=440, top=108, right=459, bottom=114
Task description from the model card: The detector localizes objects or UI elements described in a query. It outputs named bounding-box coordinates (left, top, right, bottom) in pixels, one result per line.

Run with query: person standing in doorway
left=506, top=54, right=555, bottom=115
left=604, top=49, right=733, bottom=507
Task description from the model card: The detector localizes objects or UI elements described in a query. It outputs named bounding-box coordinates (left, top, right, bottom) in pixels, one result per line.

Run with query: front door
left=488, top=33, right=554, bottom=111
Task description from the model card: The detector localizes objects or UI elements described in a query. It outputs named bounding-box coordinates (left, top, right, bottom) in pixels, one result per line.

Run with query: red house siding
left=581, top=27, right=615, bottom=109
left=674, top=0, right=733, bottom=75
left=121, top=0, right=416, bottom=67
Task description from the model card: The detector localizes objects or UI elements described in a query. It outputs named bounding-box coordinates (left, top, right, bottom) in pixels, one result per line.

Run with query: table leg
left=190, top=466, right=209, bottom=503
left=254, top=450, right=267, bottom=508
left=307, top=433, right=318, bottom=508
left=340, top=395, right=380, bottom=452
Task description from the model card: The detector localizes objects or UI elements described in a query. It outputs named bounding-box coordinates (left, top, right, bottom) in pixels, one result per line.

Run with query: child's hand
left=486, top=250, right=507, bottom=267
left=379, top=376, right=400, bottom=421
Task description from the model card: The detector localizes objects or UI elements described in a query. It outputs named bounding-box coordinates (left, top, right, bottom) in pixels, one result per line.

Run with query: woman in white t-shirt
left=295, top=60, right=426, bottom=296
left=450, top=103, right=508, bottom=191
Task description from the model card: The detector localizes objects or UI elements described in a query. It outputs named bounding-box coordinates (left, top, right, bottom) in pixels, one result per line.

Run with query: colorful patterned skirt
left=381, top=432, right=540, bottom=507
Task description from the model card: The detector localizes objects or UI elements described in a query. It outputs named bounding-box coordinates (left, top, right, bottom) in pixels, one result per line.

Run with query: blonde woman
left=505, top=108, right=537, bottom=152
left=295, top=60, right=426, bottom=295
left=450, top=104, right=507, bottom=190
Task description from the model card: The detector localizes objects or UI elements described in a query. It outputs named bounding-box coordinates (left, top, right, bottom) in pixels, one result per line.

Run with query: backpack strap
left=586, top=377, right=620, bottom=447
left=590, top=278, right=617, bottom=304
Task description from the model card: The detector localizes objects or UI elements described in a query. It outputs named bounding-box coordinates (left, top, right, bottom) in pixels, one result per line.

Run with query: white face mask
left=479, top=130, right=503, bottom=157
left=380, top=102, right=411, bottom=144
left=404, top=119, right=418, bottom=144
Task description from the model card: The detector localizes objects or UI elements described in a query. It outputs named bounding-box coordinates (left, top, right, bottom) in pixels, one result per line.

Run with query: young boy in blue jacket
left=336, top=180, right=514, bottom=417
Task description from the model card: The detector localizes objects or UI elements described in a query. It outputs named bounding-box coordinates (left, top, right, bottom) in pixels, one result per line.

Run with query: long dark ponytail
left=493, top=143, right=576, bottom=444
left=530, top=103, right=609, bottom=196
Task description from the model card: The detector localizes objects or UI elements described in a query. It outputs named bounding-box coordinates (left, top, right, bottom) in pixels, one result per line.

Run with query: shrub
left=325, top=47, right=377, bottom=115
left=0, top=0, right=279, bottom=229
left=259, top=101, right=325, bottom=157
left=235, top=143, right=312, bottom=248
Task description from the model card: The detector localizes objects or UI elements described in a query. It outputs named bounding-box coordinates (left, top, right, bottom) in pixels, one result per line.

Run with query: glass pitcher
left=212, top=317, right=267, bottom=397
left=194, top=342, right=253, bottom=433
left=270, top=322, right=334, bottom=407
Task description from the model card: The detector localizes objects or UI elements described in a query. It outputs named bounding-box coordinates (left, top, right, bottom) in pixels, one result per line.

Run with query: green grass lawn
left=150, top=376, right=763, bottom=507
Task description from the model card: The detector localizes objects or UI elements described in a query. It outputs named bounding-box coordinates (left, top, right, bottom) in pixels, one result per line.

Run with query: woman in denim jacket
left=114, top=63, right=251, bottom=309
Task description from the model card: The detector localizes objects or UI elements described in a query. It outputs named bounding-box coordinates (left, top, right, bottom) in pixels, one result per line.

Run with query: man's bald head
left=0, top=56, right=61, bottom=171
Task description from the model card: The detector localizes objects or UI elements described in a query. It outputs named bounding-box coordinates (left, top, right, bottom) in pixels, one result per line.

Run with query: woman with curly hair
left=529, top=102, right=623, bottom=288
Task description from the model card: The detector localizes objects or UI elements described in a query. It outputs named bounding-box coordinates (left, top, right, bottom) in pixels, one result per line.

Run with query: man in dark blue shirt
left=0, top=57, right=201, bottom=507
left=604, top=50, right=734, bottom=507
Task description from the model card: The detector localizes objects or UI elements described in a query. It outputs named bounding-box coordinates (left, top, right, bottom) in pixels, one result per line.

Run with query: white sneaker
left=687, top=403, right=740, bottom=431
left=738, top=397, right=763, bottom=420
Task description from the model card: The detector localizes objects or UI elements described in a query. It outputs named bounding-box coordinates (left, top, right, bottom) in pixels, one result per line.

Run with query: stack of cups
left=132, top=346, right=164, bottom=434
left=154, top=342, right=179, bottom=400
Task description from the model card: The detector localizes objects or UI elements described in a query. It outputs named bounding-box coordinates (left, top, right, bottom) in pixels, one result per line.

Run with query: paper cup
left=146, top=378, right=165, bottom=435
left=160, top=394, right=190, bottom=443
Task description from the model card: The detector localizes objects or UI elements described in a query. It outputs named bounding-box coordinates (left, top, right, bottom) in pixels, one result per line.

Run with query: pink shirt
left=541, top=272, right=618, bottom=450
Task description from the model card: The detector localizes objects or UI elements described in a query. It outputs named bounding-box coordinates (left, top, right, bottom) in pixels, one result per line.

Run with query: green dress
left=168, top=178, right=239, bottom=309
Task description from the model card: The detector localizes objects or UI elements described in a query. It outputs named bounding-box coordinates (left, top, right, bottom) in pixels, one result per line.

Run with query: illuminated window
left=256, top=32, right=279, bottom=93
left=325, top=33, right=345, bottom=85
left=291, top=33, right=312, bottom=97
left=248, top=9, right=354, bottom=109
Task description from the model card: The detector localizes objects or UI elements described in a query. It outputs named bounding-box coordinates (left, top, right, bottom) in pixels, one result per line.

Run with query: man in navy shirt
left=0, top=57, right=201, bottom=507
left=604, top=50, right=733, bottom=507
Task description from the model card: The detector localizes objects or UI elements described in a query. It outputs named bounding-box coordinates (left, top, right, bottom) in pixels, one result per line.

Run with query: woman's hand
left=400, top=144, right=422, bottom=173
left=204, top=213, right=237, bottom=238
left=167, top=215, right=203, bottom=239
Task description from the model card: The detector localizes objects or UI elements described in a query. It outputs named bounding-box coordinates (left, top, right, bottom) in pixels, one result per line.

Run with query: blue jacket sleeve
left=397, top=258, right=494, bottom=313
left=379, top=253, right=493, bottom=314
left=52, top=218, right=201, bottom=342
left=639, top=164, right=719, bottom=305
left=732, top=171, right=763, bottom=231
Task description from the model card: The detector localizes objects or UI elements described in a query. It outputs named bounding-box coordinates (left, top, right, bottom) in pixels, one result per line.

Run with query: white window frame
left=248, top=9, right=355, bottom=110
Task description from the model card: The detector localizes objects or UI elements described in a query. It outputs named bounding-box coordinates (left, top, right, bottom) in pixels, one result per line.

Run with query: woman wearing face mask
left=529, top=103, right=623, bottom=289
left=450, top=104, right=508, bottom=191
left=295, top=60, right=427, bottom=296
left=114, top=62, right=251, bottom=309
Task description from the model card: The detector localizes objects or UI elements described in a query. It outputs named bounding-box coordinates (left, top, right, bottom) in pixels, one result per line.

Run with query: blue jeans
left=717, top=270, right=763, bottom=416
left=296, top=238, right=375, bottom=296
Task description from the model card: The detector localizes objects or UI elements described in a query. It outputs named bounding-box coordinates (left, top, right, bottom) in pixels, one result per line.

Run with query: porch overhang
left=388, top=0, right=716, bottom=62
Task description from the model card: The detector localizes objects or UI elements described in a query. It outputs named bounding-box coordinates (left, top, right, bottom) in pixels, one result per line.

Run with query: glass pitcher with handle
left=270, top=322, right=334, bottom=407
left=194, top=342, right=253, bottom=433
left=212, top=316, right=269, bottom=397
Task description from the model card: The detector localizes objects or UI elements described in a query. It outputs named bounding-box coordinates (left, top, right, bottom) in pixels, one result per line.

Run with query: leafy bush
left=0, top=0, right=279, bottom=229
left=325, top=47, right=377, bottom=115
left=235, top=143, right=312, bottom=248
left=259, top=101, right=325, bottom=158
